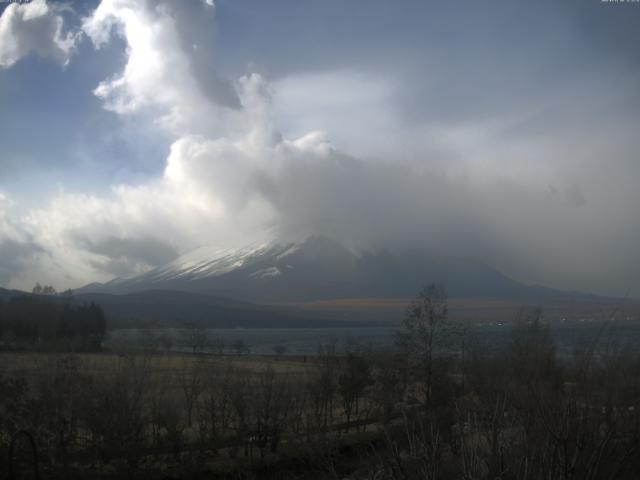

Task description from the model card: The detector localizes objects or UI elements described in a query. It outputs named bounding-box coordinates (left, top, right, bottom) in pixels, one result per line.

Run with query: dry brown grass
left=0, top=350, right=313, bottom=382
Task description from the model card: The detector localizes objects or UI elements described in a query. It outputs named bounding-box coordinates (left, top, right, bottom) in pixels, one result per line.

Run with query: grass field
left=0, top=348, right=387, bottom=479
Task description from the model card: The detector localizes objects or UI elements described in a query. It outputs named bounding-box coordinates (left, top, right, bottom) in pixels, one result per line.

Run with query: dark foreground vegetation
left=1, top=285, right=640, bottom=479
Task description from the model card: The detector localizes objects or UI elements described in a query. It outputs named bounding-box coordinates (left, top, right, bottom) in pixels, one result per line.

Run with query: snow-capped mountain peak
left=147, top=239, right=288, bottom=282
left=80, top=234, right=548, bottom=303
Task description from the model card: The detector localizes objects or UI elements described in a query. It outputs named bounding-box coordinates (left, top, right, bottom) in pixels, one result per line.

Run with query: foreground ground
left=3, top=312, right=640, bottom=479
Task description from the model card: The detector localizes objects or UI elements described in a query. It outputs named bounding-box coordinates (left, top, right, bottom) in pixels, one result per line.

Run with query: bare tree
left=182, top=327, right=209, bottom=354
left=231, top=338, right=249, bottom=355
left=247, top=367, right=292, bottom=459
left=179, top=357, right=206, bottom=428
left=157, top=332, right=173, bottom=353
left=210, top=334, right=225, bottom=355
left=272, top=345, right=286, bottom=359
left=338, top=352, right=372, bottom=429
left=197, top=362, right=234, bottom=446
left=78, top=351, right=155, bottom=475
left=396, top=284, right=452, bottom=411
left=370, top=347, right=409, bottom=423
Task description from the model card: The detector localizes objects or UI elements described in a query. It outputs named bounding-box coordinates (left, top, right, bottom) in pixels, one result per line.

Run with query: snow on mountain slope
left=143, top=239, right=291, bottom=282
left=78, top=235, right=573, bottom=303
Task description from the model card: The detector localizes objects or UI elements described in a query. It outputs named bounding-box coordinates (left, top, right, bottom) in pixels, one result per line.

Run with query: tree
left=157, top=332, right=174, bottom=353
left=231, top=339, right=249, bottom=355
left=210, top=334, right=225, bottom=355
left=510, top=306, right=561, bottom=400
left=248, top=367, right=292, bottom=458
left=179, top=358, right=206, bottom=427
left=0, top=298, right=4, bottom=340
left=370, top=348, right=407, bottom=423
left=396, top=284, right=452, bottom=410
left=338, top=352, right=372, bottom=429
left=182, top=327, right=209, bottom=354
left=198, top=363, right=234, bottom=446
left=32, top=283, right=56, bottom=296
left=272, top=345, right=286, bottom=359
left=310, top=340, right=338, bottom=428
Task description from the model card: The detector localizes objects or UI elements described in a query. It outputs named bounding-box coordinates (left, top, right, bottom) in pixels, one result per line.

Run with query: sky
left=0, top=0, right=639, bottom=297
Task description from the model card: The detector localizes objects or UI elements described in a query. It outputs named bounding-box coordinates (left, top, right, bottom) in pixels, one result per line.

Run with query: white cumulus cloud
left=82, top=0, right=240, bottom=135
left=0, top=0, right=78, bottom=68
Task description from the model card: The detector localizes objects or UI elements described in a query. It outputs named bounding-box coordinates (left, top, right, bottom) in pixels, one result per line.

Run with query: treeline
left=0, top=291, right=106, bottom=351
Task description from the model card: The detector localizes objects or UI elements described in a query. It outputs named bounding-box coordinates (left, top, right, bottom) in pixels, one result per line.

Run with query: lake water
left=106, top=319, right=640, bottom=357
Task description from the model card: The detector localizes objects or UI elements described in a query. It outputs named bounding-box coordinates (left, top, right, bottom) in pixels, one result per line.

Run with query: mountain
left=77, top=235, right=595, bottom=304
left=4, top=237, right=629, bottom=327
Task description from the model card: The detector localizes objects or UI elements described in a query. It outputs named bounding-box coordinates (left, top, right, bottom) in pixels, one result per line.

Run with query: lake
left=105, top=318, right=640, bottom=357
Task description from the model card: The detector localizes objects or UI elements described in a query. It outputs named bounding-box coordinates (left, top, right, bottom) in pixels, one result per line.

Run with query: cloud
left=82, top=0, right=240, bottom=134
left=0, top=0, right=278, bottom=287
left=272, top=71, right=399, bottom=158
left=75, top=235, right=178, bottom=277
left=0, top=0, right=78, bottom=68
left=0, top=238, right=44, bottom=286
left=1, top=0, right=639, bottom=298
left=0, top=194, right=44, bottom=285
left=18, top=121, right=327, bottom=286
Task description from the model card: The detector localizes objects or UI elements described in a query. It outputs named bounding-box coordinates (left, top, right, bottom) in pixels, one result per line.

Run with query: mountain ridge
left=76, top=235, right=613, bottom=304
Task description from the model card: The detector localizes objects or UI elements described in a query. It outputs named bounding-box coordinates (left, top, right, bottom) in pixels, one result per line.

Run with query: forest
left=0, top=287, right=107, bottom=351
